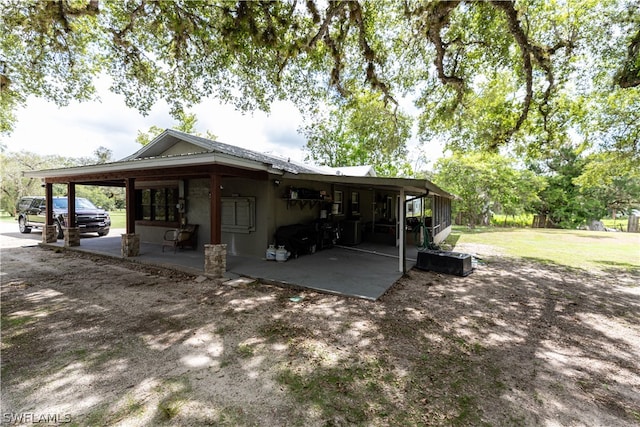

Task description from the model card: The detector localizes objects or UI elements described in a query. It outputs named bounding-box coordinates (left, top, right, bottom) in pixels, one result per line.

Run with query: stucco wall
left=273, top=178, right=329, bottom=228
left=219, top=177, right=270, bottom=257
left=135, top=225, right=174, bottom=245
left=134, top=176, right=270, bottom=257
left=184, top=177, right=271, bottom=257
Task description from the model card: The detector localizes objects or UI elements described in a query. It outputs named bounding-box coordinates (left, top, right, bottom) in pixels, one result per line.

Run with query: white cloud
left=5, top=86, right=308, bottom=163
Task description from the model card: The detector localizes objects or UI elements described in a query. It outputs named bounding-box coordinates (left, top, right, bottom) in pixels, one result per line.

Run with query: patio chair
left=162, top=224, right=199, bottom=253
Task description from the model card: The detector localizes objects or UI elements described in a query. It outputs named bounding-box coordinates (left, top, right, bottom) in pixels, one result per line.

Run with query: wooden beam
left=45, top=183, right=53, bottom=226
left=43, top=164, right=269, bottom=185
left=210, top=174, right=222, bottom=244
left=68, top=183, right=76, bottom=227
left=126, top=178, right=136, bottom=234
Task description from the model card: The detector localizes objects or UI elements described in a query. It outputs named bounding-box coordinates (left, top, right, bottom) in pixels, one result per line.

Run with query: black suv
left=17, top=196, right=111, bottom=239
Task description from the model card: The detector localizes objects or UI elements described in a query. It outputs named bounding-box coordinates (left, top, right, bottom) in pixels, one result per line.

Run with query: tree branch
left=423, top=1, right=465, bottom=106
left=616, top=27, right=640, bottom=88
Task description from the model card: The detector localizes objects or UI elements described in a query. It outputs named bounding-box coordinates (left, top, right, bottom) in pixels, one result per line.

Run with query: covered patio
left=40, top=229, right=420, bottom=300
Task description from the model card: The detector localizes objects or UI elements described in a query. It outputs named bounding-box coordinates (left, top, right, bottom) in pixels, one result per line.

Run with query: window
left=136, top=188, right=178, bottom=223
left=221, top=197, right=255, bottom=233
left=351, top=192, right=360, bottom=216
left=333, top=191, right=343, bottom=215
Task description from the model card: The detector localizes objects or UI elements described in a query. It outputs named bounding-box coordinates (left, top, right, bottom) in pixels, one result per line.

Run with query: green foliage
left=93, top=146, right=113, bottom=164
left=302, top=91, right=413, bottom=176
left=0, top=151, right=77, bottom=214
left=432, top=152, right=545, bottom=227
left=135, top=125, right=164, bottom=147
left=491, top=214, right=535, bottom=228
left=0, top=151, right=124, bottom=214
left=135, top=111, right=218, bottom=146
left=574, top=152, right=640, bottom=214
left=1, top=0, right=638, bottom=165
left=531, top=145, right=611, bottom=228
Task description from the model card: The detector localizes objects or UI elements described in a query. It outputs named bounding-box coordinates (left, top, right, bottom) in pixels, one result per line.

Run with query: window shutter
left=221, top=197, right=255, bottom=233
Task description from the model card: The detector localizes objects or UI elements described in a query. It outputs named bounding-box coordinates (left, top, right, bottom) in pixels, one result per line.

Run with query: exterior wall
left=135, top=177, right=210, bottom=247
left=162, top=141, right=204, bottom=156
left=133, top=176, right=270, bottom=257
left=136, top=225, right=174, bottom=244
left=273, top=178, right=328, bottom=227
left=220, top=177, right=270, bottom=257
left=433, top=224, right=452, bottom=244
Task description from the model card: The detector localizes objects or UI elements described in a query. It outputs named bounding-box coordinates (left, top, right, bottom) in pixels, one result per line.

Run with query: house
left=25, top=129, right=453, bottom=280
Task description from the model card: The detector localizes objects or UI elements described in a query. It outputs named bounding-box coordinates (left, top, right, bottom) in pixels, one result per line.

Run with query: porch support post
left=204, top=173, right=226, bottom=278
left=122, top=177, right=140, bottom=257
left=42, top=182, right=57, bottom=243
left=204, top=243, right=227, bottom=278
left=398, top=187, right=406, bottom=273
left=210, top=174, right=222, bottom=244
left=125, top=178, right=136, bottom=234
left=67, top=182, right=76, bottom=227
left=63, top=183, right=80, bottom=247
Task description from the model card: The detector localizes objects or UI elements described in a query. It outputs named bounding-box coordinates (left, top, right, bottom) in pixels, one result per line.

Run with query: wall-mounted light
left=273, top=179, right=280, bottom=187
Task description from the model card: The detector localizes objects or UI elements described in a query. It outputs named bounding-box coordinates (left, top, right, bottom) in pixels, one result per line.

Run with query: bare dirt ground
left=1, top=228, right=639, bottom=426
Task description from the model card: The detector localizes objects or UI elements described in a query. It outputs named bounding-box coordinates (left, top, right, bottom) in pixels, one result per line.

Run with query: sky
left=5, top=84, right=309, bottom=163
left=4, top=81, right=444, bottom=170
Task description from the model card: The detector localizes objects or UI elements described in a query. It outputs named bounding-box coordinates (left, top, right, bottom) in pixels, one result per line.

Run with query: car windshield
left=52, top=198, right=99, bottom=210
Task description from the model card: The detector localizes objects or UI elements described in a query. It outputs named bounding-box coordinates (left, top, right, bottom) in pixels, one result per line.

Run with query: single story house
left=25, top=129, right=453, bottom=278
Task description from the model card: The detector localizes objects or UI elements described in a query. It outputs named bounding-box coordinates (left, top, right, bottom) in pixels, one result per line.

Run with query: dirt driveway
left=1, top=227, right=639, bottom=426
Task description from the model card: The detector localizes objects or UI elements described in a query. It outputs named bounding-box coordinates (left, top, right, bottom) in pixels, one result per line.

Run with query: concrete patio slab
left=36, top=228, right=419, bottom=300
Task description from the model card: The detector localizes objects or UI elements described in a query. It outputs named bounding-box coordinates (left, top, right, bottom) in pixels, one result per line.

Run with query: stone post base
left=64, top=227, right=80, bottom=247
left=121, top=233, right=140, bottom=257
left=204, top=244, right=227, bottom=278
left=43, top=225, right=58, bottom=243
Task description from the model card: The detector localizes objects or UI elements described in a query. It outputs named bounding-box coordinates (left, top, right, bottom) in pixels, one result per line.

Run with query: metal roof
left=24, top=129, right=454, bottom=199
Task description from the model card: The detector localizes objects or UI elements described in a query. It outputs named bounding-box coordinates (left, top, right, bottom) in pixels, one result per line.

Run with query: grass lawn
left=108, top=210, right=126, bottom=228
left=447, top=225, right=640, bottom=271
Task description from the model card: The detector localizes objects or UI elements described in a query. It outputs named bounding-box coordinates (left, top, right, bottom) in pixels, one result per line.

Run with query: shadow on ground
left=1, top=246, right=639, bottom=426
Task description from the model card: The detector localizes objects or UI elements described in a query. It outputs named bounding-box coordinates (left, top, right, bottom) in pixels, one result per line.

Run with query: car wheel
left=18, top=217, right=31, bottom=234
left=97, top=229, right=109, bottom=237
left=55, top=220, right=64, bottom=239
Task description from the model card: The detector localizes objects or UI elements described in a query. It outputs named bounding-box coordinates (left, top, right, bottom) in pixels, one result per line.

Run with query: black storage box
left=415, top=249, right=473, bottom=276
